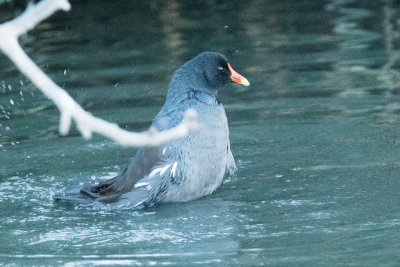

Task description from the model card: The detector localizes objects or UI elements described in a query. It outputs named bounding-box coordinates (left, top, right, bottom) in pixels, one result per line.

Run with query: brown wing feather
left=80, top=146, right=163, bottom=203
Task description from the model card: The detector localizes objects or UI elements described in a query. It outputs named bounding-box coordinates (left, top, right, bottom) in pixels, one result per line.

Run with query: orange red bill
left=228, top=63, right=250, bottom=86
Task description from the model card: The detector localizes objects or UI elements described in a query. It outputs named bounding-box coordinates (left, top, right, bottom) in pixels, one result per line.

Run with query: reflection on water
left=1, top=0, right=400, bottom=265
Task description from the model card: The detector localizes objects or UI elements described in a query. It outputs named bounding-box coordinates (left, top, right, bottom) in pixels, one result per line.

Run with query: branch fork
left=0, top=0, right=197, bottom=147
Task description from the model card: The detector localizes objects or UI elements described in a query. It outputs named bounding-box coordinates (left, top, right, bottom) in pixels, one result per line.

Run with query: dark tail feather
left=78, top=168, right=134, bottom=204
left=88, top=177, right=117, bottom=195
left=79, top=186, right=122, bottom=204
left=79, top=177, right=117, bottom=201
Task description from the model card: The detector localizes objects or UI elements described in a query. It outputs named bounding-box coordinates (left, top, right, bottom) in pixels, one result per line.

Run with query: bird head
left=167, top=52, right=250, bottom=101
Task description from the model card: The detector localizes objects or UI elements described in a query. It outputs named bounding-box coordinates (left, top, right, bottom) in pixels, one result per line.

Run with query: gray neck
left=188, top=89, right=218, bottom=105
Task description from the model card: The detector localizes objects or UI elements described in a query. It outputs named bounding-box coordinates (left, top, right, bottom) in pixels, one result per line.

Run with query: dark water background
left=1, top=0, right=400, bottom=265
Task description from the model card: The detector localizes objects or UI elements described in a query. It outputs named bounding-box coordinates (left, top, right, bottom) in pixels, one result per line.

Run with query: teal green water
left=1, top=0, right=400, bottom=265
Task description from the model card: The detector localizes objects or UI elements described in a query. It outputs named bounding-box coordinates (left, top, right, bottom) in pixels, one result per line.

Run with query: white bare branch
left=0, top=0, right=197, bottom=147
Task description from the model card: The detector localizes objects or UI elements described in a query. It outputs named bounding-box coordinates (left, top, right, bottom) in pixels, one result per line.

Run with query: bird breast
left=162, top=103, right=230, bottom=202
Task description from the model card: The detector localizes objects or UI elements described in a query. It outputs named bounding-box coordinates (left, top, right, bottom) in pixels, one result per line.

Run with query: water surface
left=1, top=0, right=400, bottom=265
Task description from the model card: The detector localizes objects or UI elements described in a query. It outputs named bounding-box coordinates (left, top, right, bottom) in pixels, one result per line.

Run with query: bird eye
left=218, top=66, right=224, bottom=71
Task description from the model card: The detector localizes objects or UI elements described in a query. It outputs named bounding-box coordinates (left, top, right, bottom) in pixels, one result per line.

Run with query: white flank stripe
left=160, top=164, right=172, bottom=175
left=134, top=182, right=149, bottom=188
left=149, top=167, right=162, bottom=177
left=133, top=200, right=145, bottom=208
left=171, top=162, right=178, bottom=177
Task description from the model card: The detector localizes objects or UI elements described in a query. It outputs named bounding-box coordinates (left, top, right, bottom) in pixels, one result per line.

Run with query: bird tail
left=104, top=173, right=168, bottom=210
left=55, top=173, right=168, bottom=211
left=78, top=168, right=139, bottom=204
left=54, top=170, right=129, bottom=205
left=55, top=161, right=174, bottom=210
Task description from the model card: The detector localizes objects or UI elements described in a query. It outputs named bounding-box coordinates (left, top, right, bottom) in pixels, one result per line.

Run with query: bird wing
left=80, top=146, right=164, bottom=203
left=99, top=107, right=188, bottom=208
left=79, top=106, right=182, bottom=204
left=104, top=160, right=180, bottom=209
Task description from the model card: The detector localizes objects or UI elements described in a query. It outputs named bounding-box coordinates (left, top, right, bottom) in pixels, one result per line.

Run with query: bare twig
left=0, top=0, right=197, bottom=146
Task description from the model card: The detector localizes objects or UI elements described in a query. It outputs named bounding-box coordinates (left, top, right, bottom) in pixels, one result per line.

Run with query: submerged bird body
left=76, top=52, right=249, bottom=209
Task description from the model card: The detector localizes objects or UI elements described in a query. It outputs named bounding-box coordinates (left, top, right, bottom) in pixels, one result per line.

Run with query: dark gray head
left=166, top=52, right=249, bottom=103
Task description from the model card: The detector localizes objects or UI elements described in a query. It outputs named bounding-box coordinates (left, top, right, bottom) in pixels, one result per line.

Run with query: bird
left=75, top=52, right=250, bottom=210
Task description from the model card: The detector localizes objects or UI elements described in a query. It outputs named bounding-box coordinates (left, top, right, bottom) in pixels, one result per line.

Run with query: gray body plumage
left=62, top=52, right=240, bottom=210
left=109, top=94, right=235, bottom=209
